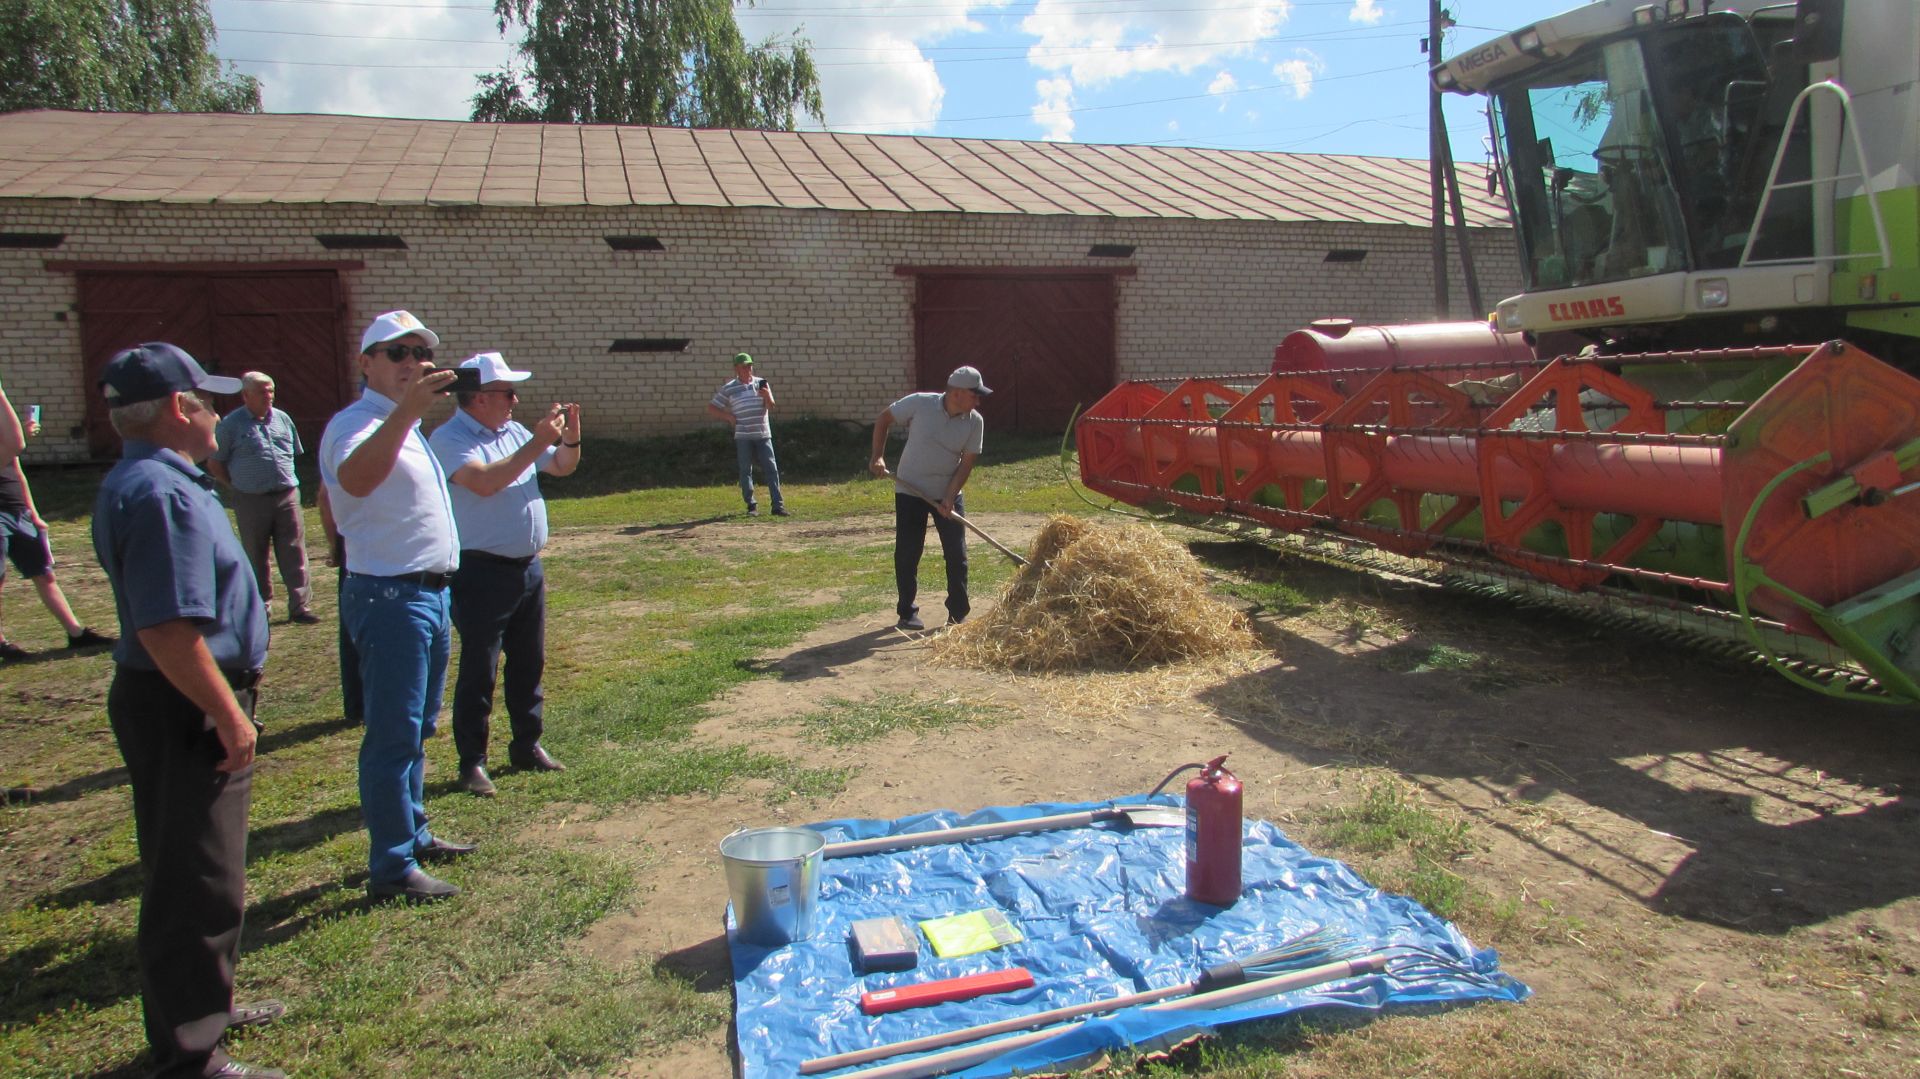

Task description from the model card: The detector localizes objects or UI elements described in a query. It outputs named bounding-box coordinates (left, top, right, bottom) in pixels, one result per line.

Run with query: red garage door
left=76, top=269, right=348, bottom=456
left=912, top=273, right=1118, bottom=436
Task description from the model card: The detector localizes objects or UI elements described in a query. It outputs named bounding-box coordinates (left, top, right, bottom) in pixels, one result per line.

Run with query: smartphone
left=443, top=367, right=485, bottom=394
left=27, top=404, right=41, bottom=424
left=758, top=378, right=771, bottom=390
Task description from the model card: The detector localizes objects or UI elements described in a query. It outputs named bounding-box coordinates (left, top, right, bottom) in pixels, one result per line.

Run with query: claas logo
left=1547, top=296, right=1627, bottom=322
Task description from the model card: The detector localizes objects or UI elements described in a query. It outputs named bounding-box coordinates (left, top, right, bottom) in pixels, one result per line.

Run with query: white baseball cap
left=947, top=365, right=993, bottom=395
left=458, top=352, right=532, bottom=384
left=359, top=310, right=441, bottom=353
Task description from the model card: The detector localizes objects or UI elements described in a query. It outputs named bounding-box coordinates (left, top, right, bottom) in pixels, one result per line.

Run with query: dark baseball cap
left=101, top=343, right=243, bottom=406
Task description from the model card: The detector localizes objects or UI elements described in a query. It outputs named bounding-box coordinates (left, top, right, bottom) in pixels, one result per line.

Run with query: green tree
left=474, top=0, right=822, bottom=128
left=0, top=0, right=261, bottom=113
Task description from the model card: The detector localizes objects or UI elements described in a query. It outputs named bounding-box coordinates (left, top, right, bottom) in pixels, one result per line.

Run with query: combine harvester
left=1077, top=0, right=1920, bottom=704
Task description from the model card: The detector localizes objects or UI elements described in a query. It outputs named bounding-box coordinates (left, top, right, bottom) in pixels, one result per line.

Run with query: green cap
left=733, top=352, right=754, bottom=366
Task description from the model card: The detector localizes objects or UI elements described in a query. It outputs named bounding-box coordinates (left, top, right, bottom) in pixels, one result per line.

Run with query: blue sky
left=209, top=0, right=1578, bottom=161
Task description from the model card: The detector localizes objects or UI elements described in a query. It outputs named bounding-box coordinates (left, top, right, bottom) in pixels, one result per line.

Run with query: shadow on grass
left=4, top=762, right=130, bottom=806
left=619, top=514, right=737, bottom=535
left=655, top=932, right=731, bottom=993
left=35, top=806, right=364, bottom=911
left=0, top=932, right=138, bottom=1025
left=243, top=877, right=375, bottom=952
left=737, top=627, right=897, bottom=683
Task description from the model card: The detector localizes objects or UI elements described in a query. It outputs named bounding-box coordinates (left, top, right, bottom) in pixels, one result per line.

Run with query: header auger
left=1076, top=323, right=1920, bottom=705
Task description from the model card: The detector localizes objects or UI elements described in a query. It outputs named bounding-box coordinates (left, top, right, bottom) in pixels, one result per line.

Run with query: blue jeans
left=449, top=554, right=546, bottom=768
left=342, top=574, right=451, bottom=885
left=734, top=437, right=784, bottom=511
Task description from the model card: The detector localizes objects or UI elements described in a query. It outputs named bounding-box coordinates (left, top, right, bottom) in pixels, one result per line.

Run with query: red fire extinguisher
left=1185, top=755, right=1242, bottom=906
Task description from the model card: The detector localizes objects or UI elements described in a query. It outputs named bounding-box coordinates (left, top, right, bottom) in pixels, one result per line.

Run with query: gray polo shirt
left=889, top=392, right=984, bottom=499
left=212, top=406, right=302, bottom=494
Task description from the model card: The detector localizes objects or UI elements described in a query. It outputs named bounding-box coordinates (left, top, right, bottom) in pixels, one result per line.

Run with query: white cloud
left=1033, top=77, right=1076, bottom=141
left=1272, top=50, right=1326, bottom=100
left=1348, top=0, right=1386, bottom=25
left=1022, top=0, right=1294, bottom=87
left=1207, top=70, right=1239, bottom=98
left=741, top=0, right=1014, bottom=133
left=1167, top=119, right=1180, bottom=132
left=214, top=0, right=1011, bottom=133
left=211, top=0, right=510, bottom=119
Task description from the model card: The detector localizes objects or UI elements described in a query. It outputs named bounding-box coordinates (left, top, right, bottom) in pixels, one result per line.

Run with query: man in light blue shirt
left=428, top=352, right=580, bottom=797
left=319, top=310, right=474, bottom=904
left=210, top=372, right=316, bottom=624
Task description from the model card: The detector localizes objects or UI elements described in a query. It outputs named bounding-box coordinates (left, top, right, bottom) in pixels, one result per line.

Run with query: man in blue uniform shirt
left=92, top=343, right=285, bottom=1079
left=319, top=310, right=476, bottom=903
left=429, top=352, right=580, bottom=796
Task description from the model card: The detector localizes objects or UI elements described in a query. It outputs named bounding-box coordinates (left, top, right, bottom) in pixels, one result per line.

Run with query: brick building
left=0, top=110, right=1519, bottom=462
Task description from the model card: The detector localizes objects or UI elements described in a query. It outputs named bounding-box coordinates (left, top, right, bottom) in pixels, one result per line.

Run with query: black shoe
left=896, top=614, right=925, bottom=631
left=746, top=506, right=759, bottom=517
left=949, top=614, right=968, bottom=626
left=66, top=627, right=115, bottom=649
left=0, top=639, right=28, bottom=662
left=416, top=837, right=477, bottom=862
left=205, top=1060, right=287, bottom=1079
left=509, top=744, right=566, bottom=772
left=289, top=611, right=322, bottom=625
left=367, top=867, right=459, bottom=903
left=771, top=507, right=791, bottom=517
left=459, top=763, right=496, bottom=797
left=228, top=1000, right=286, bottom=1029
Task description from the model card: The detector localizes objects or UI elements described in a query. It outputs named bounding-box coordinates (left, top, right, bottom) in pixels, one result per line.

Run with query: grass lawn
left=0, top=422, right=1089, bottom=1078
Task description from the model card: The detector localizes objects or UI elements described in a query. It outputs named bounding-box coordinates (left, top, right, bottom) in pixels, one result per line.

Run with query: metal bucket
left=721, top=826, right=825, bottom=947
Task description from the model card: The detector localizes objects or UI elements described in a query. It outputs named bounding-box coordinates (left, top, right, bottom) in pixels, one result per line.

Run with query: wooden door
left=76, top=270, right=345, bottom=455
left=913, top=273, right=1117, bottom=436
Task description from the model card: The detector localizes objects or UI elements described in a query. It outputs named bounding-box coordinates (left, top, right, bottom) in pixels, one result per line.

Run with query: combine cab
left=1076, top=0, right=1920, bottom=704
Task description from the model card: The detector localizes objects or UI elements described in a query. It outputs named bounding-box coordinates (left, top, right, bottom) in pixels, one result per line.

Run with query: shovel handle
left=888, top=477, right=1030, bottom=567
left=823, top=809, right=1102, bottom=858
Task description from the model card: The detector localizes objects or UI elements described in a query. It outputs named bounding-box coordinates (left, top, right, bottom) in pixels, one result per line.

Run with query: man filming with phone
left=319, top=310, right=476, bottom=904
left=428, top=353, right=579, bottom=798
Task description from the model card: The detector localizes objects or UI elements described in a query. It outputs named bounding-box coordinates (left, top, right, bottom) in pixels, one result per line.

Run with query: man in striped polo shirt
left=706, top=352, right=788, bottom=517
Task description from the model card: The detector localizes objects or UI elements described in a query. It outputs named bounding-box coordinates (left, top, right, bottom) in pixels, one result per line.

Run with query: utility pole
left=1427, top=0, right=1450, bottom=318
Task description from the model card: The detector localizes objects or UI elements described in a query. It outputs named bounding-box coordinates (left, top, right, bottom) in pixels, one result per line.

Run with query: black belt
left=461, top=549, right=536, bottom=567
left=351, top=570, right=452, bottom=590
left=116, top=665, right=262, bottom=690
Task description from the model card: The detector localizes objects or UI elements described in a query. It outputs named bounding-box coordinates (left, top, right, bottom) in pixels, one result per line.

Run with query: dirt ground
left=559, top=513, right=1920, bottom=1078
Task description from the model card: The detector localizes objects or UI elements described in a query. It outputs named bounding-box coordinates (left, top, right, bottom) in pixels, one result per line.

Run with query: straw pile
left=934, top=515, right=1256, bottom=671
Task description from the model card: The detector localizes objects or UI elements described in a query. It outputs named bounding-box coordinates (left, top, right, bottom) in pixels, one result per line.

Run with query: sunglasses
left=479, top=388, right=519, bottom=399
left=376, top=344, right=435, bottom=362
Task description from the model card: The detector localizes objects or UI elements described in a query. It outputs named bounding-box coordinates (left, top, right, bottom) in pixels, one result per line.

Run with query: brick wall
left=0, top=200, right=1521, bottom=462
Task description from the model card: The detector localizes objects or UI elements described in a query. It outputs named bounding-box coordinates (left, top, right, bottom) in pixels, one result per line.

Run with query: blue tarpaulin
left=727, top=797, right=1528, bottom=1078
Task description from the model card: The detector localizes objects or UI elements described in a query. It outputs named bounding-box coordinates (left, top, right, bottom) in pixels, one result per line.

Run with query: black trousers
left=894, top=492, right=969, bottom=622
left=449, top=552, right=546, bottom=768
left=106, top=667, right=257, bottom=1078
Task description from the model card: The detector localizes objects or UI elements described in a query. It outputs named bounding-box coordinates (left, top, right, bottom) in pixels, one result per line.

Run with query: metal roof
left=0, top=110, right=1510, bottom=228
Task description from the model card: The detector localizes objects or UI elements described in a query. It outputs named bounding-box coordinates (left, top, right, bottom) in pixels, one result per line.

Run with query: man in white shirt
left=319, top=311, right=475, bottom=903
